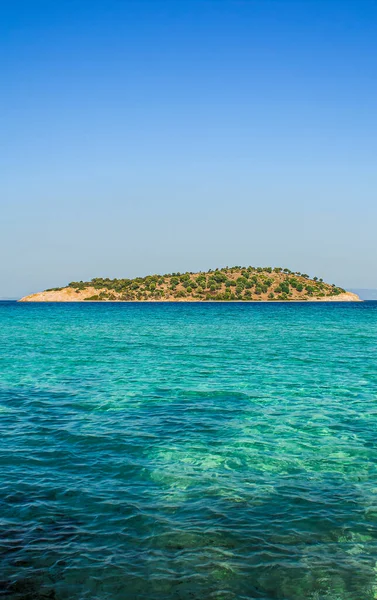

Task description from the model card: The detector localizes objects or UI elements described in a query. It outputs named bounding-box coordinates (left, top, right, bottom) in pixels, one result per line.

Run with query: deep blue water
left=1, top=301, right=377, bottom=600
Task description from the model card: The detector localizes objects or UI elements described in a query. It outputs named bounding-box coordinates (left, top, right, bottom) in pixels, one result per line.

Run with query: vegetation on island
left=53, top=266, right=347, bottom=302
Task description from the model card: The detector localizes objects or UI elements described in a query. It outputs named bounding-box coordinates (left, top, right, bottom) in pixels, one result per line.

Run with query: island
left=19, top=266, right=361, bottom=302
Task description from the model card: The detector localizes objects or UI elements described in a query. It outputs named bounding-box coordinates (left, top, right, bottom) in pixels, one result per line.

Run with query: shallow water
left=0, top=301, right=377, bottom=600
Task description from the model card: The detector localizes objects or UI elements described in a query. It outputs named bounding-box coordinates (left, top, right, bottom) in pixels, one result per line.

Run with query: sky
left=1, top=0, right=377, bottom=297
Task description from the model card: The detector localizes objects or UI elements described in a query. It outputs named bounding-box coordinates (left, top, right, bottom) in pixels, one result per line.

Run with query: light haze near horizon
left=2, top=0, right=377, bottom=298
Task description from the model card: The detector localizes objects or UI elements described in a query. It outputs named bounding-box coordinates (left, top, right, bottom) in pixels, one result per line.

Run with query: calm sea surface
left=1, top=301, right=377, bottom=600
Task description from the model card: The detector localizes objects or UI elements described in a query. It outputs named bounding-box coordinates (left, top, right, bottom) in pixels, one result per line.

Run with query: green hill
left=25, top=265, right=358, bottom=302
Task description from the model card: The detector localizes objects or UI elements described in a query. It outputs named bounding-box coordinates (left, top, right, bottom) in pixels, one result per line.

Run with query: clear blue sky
left=1, top=0, right=377, bottom=297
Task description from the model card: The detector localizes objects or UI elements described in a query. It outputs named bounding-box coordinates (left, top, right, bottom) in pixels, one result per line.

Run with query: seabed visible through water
left=0, top=301, right=377, bottom=599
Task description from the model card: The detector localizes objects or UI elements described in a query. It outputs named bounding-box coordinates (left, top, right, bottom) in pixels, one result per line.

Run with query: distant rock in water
left=19, top=266, right=361, bottom=302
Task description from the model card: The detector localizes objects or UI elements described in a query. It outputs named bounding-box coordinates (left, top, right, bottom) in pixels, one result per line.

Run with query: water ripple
left=0, top=301, right=377, bottom=599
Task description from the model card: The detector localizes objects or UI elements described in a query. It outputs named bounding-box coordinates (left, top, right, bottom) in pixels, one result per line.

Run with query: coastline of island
left=19, top=266, right=361, bottom=303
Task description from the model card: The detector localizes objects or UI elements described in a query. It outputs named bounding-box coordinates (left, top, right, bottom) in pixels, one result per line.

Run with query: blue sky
left=1, top=0, right=377, bottom=297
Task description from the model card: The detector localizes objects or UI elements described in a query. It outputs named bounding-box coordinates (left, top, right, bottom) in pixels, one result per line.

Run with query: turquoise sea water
left=1, top=301, right=377, bottom=600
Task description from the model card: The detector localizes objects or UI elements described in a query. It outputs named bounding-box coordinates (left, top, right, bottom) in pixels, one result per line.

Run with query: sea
left=0, top=300, right=376, bottom=600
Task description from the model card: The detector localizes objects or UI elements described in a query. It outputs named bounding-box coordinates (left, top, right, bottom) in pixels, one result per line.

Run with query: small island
left=19, top=266, right=361, bottom=302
